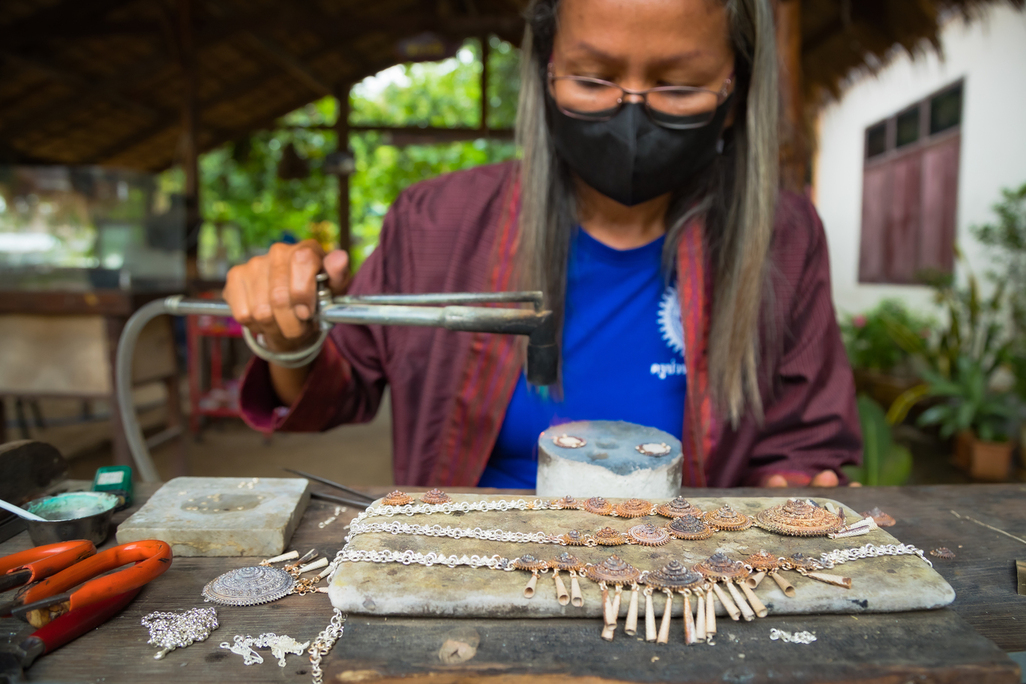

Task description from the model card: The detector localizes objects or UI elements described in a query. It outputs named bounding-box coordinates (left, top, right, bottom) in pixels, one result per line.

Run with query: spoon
left=0, top=497, right=48, bottom=522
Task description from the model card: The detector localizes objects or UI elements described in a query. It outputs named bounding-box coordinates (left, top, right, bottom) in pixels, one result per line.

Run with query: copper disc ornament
left=550, top=552, right=584, bottom=572
left=551, top=495, right=582, bottom=510
left=645, top=560, right=705, bottom=591
left=694, top=552, right=749, bottom=581
left=786, top=553, right=820, bottom=572
left=627, top=523, right=671, bottom=547
left=381, top=491, right=412, bottom=506
left=666, top=514, right=715, bottom=540
left=553, top=434, right=587, bottom=448
left=585, top=555, right=641, bottom=585
left=593, top=526, right=628, bottom=546
left=755, top=499, right=843, bottom=537
left=512, top=554, right=549, bottom=573
left=704, top=504, right=753, bottom=531
left=614, top=498, right=653, bottom=519
left=202, top=566, right=295, bottom=607
left=421, top=489, right=452, bottom=505
left=560, top=530, right=589, bottom=546
left=583, top=497, right=614, bottom=516
left=655, top=496, right=703, bottom=519
left=744, top=551, right=782, bottom=572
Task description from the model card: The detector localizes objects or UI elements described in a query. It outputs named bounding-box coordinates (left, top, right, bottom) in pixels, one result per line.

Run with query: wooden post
left=479, top=35, right=490, bottom=132
left=774, top=0, right=806, bottom=193
left=178, top=0, right=201, bottom=279
left=335, top=83, right=351, bottom=254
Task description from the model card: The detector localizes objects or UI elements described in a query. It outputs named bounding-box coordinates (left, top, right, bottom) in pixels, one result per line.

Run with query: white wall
left=813, top=5, right=1026, bottom=316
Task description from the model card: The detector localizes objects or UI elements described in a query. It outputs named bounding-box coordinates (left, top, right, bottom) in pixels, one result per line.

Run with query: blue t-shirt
left=478, top=228, right=687, bottom=488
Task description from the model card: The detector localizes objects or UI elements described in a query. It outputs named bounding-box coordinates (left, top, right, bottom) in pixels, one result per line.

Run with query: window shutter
left=918, top=133, right=960, bottom=275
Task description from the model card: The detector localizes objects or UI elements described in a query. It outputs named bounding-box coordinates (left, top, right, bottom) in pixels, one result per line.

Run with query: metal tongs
left=116, top=279, right=555, bottom=482
left=282, top=468, right=375, bottom=509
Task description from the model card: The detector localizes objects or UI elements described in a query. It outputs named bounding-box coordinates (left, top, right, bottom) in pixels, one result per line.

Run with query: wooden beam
left=243, top=34, right=333, bottom=97
left=178, top=0, right=202, bottom=279
left=479, top=34, right=489, bottom=131
left=775, top=0, right=806, bottom=192
left=0, top=0, right=139, bottom=47
left=93, top=43, right=372, bottom=165
left=335, top=83, right=351, bottom=254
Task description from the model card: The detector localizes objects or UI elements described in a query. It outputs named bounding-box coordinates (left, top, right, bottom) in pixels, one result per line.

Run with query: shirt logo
left=651, top=285, right=686, bottom=380
left=658, top=285, right=685, bottom=356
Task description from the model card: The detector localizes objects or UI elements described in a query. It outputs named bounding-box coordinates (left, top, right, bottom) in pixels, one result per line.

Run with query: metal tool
left=0, top=540, right=172, bottom=627
left=0, top=541, right=97, bottom=594
left=0, top=499, right=46, bottom=523
left=116, top=277, right=555, bottom=482
left=283, top=468, right=374, bottom=508
left=0, top=587, right=141, bottom=684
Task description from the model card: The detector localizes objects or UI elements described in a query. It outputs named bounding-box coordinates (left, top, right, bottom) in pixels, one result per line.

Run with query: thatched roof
left=0, top=0, right=1019, bottom=172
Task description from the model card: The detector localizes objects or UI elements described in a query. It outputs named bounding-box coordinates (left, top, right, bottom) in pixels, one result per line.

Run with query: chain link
left=338, top=546, right=515, bottom=571
left=363, top=498, right=554, bottom=518
left=309, top=609, right=346, bottom=684
left=349, top=519, right=562, bottom=545
left=818, top=543, right=932, bottom=569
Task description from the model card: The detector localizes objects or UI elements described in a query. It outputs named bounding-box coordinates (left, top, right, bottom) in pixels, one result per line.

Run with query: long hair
left=515, top=0, right=779, bottom=425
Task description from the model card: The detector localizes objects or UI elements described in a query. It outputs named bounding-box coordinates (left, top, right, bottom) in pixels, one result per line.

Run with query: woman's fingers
left=810, top=470, right=839, bottom=487
left=323, top=249, right=351, bottom=295
left=289, top=240, right=326, bottom=320
left=763, top=474, right=788, bottom=488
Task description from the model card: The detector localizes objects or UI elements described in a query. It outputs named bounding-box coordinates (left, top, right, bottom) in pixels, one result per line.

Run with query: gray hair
left=514, top=0, right=779, bottom=424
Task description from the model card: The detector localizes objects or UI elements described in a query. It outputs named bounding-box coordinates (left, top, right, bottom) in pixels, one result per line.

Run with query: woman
left=225, top=0, right=861, bottom=488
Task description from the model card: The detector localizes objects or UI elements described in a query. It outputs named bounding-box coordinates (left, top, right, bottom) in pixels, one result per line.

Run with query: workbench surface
left=1, top=483, right=1023, bottom=684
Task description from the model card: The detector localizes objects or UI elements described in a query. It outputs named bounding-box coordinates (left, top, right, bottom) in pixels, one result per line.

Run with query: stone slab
left=329, top=494, right=955, bottom=618
left=537, top=421, right=683, bottom=499
left=116, top=476, right=309, bottom=557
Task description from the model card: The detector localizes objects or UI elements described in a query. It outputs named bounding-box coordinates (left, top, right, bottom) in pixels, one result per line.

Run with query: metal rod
left=284, top=468, right=373, bottom=502
left=117, top=293, right=556, bottom=481
left=310, top=491, right=370, bottom=509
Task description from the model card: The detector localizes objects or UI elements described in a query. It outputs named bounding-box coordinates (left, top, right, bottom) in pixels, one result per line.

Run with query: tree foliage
left=189, top=36, right=521, bottom=269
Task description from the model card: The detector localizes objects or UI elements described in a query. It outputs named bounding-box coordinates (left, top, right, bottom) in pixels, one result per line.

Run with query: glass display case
left=0, top=165, right=185, bottom=291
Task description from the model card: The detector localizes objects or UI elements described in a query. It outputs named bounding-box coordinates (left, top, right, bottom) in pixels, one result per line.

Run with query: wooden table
left=1, top=484, right=1023, bottom=683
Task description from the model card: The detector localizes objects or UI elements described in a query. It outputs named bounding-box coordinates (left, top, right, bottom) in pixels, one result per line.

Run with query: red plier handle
left=0, top=541, right=97, bottom=593
left=2, top=540, right=172, bottom=628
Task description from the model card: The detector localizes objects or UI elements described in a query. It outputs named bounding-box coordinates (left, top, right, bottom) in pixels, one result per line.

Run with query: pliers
left=0, top=587, right=141, bottom=684
left=0, top=541, right=97, bottom=594
left=0, top=539, right=172, bottom=628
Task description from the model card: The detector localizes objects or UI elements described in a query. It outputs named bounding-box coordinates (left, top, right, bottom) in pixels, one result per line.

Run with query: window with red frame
left=859, top=80, right=963, bottom=284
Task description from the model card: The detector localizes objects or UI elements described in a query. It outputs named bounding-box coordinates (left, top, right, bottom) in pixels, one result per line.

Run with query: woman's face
left=551, top=0, right=735, bottom=98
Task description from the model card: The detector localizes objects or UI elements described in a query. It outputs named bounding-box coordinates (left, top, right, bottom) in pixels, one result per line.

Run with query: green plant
left=841, top=299, right=934, bottom=374
left=843, top=395, right=913, bottom=486
left=915, top=355, right=1014, bottom=442
left=971, top=182, right=1026, bottom=346
left=884, top=253, right=1011, bottom=381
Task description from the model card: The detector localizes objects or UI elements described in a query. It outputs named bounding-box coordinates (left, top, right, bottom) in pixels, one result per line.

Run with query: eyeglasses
left=548, top=67, right=733, bottom=130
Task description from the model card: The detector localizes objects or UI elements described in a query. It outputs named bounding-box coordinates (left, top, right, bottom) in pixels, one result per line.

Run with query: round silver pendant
left=552, top=434, right=587, bottom=449
left=202, top=566, right=295, bottom=607
left=635, top=442, right=671, bottom=456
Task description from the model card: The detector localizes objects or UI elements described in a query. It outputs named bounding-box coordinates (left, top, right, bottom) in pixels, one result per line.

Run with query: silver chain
left=819, top=543, right=932, bottom=569
left=141, top=607, right=219, bottom=660
left=338, top=546, right=515, bottom=571
left=309, top=609, right=347, bottom=684
left=348, top=519, right=561, bottom=545
left=363, top=498, right=554, bottom=518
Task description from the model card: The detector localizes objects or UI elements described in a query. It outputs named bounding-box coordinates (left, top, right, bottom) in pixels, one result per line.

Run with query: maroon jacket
left=240, top=161, right=861, bottom=487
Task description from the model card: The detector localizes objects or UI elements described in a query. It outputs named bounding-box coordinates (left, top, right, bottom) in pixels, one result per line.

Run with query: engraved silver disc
left=201, top=566, right=295, bottom=606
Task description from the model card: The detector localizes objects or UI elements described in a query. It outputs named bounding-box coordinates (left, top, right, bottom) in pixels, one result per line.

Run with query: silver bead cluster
left=141, top=607, right=219, bottom=659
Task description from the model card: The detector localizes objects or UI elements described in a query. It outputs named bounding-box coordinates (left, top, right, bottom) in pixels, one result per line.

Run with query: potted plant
left=843, top=395, right=913, bottom=486
left=915, top=355, right=1015, bottom=481
left=840, top=300, right=934, bottom=408
left=971, top=182, right=1026, bottom=474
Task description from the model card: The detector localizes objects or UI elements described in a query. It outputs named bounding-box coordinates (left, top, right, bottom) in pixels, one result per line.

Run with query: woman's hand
left=223, top=240, right=350, bottom=353
left=763, top=470, right=861, bottom=487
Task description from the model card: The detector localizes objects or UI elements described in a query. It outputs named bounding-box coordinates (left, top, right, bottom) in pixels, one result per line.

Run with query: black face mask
left=548, top=96, right=733, bottom=206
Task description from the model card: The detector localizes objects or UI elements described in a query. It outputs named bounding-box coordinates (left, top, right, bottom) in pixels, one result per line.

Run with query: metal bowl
left=25, top=492, right=119, bottom=546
